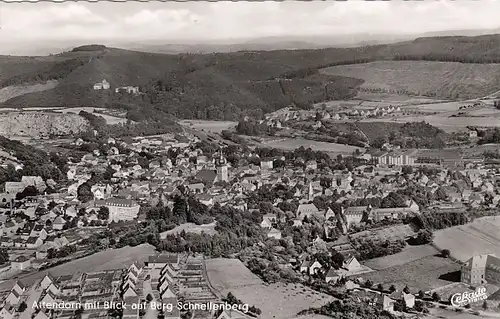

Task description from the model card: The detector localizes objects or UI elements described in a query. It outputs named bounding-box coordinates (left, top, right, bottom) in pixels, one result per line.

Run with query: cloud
left=2, top=1, right=500, bottom=45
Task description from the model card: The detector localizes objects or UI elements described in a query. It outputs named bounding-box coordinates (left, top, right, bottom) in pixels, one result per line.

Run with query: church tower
left=216, top=150, right=229, bottom=182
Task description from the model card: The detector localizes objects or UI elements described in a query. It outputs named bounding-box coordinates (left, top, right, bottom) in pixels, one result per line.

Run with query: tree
left=377, top=283, right=385, bottom=292
left=432, top=292, right=440, bottom=302
left=401, top=166, right=413, bottom=175
left=415, top=229, right=433, bottom=245
left=18, top=301, right=27, bottom=312
left=0, top=249, right=9, bottom=265
left=320, top=177, right=333, bottom=189
left=483, top=301, right=488, bottom=310
left=363, top=280, right=373, bottom=289
left=146, top=294, right=153, bottom=302
left=98, top=206, right=110, bottom=221
left=414, top=300, right=426, bottom=312
left=441, top=249, right=451, bottom=258
left=403, top=286, right=410, bottom=294
left=417, top=290, right=425, bottom=299
left=77, top=182, right=94, bottom=203
left=389, top=285, right=396, bottom=293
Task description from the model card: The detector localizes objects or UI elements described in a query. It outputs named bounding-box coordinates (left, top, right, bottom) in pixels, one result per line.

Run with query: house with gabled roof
left=296, top=203, right=320, bottom=220
left=325, top=268, right=341, bottom=284
left=122, top=277, right=136, bottom=292
left=0, top=304, right=15, bottom=319
left=160, top=286, right=177, bottom=299
left=300, top=259, right=322, bottom=275
left=158, top=278, right=171, bottom=295
left=260, top=213, right=276, bottom=229
left=26, top=236, right=43, bottom=249
left=342, top=206, right=369, bottom=228
left=122, top=296, right=139, bottom=319
left=162, top=297, right=181, bottom=319
left=40, top=273, right=56, bottom=290
left=33, top=310, right=51, bottom=319
left=147, top=254, right=179, bottom=269
left=46, top=282, right=61, bottom=296
left=160, top=265, right=177, bottom=286
left=128, top=261, right=143, bottom=276
left=39, top=290, right=57, bottom=305
left=123, top=284, right=138, bottom=298
left=52, top=216, right=66, bottom=231
left=12, top=280, right=27, bottom=296
left=4, top=288, right=21, bottom=306
left=216, top=308, right=254, bottom=319
left=12, top=255, right=31, bottom=271
left=389, top=291, right=415, bottom=309
left=376, top=294, right=395, bottom=312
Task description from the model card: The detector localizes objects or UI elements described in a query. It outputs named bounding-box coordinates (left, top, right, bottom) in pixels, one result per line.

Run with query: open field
left=434, top=216, right=500, bottom=262
left=360, top=115, right=500, bottom=133
left=404, top=101, right=464, bottom=113
left=0, top=80, right=58, bottom=104
left=463, top=144, right=500, bottom=157
left=354, top=92, right=446, bottom=104
left=0, top=106, right=127, bottom=125
left=178, top=120, right=237, bottom=133
left=206, top=258, right=334, bottom=319
left=427, top=308, right=492, bottom=319
left=464, top=108, right=500, bottom=117
left=321, top=61, right=500, bottom=100
left=430, top=282, right=499, bottom=302
left=160, top=222, right=217, bottom=239
left=363, top=245, right=439, bottom=271
left=260, top=137, right=363, bottom=155
left=360, top=255, right=461, bottom=293
left=0, top=244, right=156, bottom=291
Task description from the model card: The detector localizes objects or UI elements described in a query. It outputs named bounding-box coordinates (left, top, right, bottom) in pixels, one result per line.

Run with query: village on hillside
left=0, top=126, right=498, bottom=318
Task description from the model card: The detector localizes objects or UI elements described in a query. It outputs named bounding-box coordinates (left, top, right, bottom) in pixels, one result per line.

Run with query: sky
left=1, top=1, right=500, bottom=50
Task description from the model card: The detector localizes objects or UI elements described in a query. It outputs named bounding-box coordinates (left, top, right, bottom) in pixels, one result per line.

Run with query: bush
left=441, top=249, right=451, bottom=258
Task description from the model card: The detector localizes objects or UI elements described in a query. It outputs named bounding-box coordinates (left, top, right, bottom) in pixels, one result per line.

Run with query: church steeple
left=308, top=182, right=314, bottom=201
left=216, top=149, right=227, bottom=166
left=216, top=148, right=228, bottom=182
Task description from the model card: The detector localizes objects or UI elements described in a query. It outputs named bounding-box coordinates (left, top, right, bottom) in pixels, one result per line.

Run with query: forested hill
left=2, top=34, right=500, bottom=121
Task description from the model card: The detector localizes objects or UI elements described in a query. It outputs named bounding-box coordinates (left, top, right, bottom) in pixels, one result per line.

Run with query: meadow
left=260, top=137, right=364, bottom=155
left=205, top=258, right=334, bottom=319
left=354, top=91, right=446, bottom=105
left=160, top=222, right=217, bottom=239
left=0, top=80, right=58, bottom=104
left=0, top=244, right=156, bottom=291
left=321, top=60, right=500, bottom=99
left=360, top=255, right=460, bottom=293
left=360, top=114, right=500, bottom=133
left=433, top=216, right=500, bottom=262
left=178, top=120, right=237, bottom=133
left=362, top=245, right=439, bottom=271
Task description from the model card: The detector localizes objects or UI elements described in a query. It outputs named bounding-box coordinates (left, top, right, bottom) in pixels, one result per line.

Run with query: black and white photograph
left=1, top=1, right=500, bottom=318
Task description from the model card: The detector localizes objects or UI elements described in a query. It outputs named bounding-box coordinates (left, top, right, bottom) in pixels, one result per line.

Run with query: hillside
left=0, top=112, right=90, bottom=137
left=3, top=35, right=500, bottom=120
left=0, top=136, right=68, bottom=184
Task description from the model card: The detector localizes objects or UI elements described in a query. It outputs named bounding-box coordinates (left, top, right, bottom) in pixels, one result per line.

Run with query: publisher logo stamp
left=450, top=287, right=488, bottom=307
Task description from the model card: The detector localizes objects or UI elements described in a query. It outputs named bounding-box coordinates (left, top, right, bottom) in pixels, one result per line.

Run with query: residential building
left=461, top=254, right=500, bottom=286
left=95, top=198, right=140, bottom=222
left=12, top=255, right=31, bottom=271
left=94, top=79, right=110, bottom=90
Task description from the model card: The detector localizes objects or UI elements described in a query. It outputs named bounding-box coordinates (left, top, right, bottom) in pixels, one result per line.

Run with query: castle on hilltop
left=93, top=79, right=110, bottom=90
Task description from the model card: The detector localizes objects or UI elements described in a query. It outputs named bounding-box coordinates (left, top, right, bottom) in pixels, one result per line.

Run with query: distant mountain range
left=3, top=31, right=500, bottom=129
left=4, top=28, right=500, bottom=56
